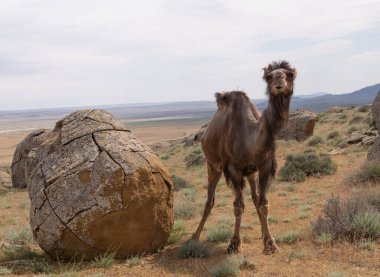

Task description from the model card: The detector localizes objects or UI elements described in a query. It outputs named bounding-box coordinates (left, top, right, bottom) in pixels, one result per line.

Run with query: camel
left=191, top=60, right=297, bottom=254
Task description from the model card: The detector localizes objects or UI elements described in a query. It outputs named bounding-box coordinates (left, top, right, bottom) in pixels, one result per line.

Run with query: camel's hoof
left=263, top=241, right=279, bottom=255
left=226, top=243, right=241, bottom=254
left=190, top=234, right=200, bottom=241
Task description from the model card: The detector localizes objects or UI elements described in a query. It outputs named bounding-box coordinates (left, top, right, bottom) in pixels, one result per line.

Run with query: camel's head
left=263, top=61, right=297, bottom=97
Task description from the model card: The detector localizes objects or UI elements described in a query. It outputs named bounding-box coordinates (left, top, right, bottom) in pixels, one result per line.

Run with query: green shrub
left=91, top=251, right=116, bottom=268
left=357, top=105, right=370, bottom=113
left=277, top=231, right=303, bottom=244
left=312, top=193, right=380, bottom=242
left=172, top=175, right=194, bottom=191
left=347, top=162, right=380, bottom=185
left=127, top=255, right=141, bottom=267
left=4, top=228, right=33, bottom=246
left=278, top=152, right=336, bottom=182
left=206, top=227, right=233, bottom=243
left=349, top=115, right=364, bottom=124
left=327, top=131, right=339, bottom=140
left=160, top=154, right=170, bottom=160
left=168, top=221, right=186, bottom=244
left=315, top=232, right=333, bottom=245
left=210, top=261, right=238, bottom=277
left=0, top=267, right=12, bottom=275
left=174, top=197, right=196, bottom=219
left=177, top=240, right=211, bottom=259
left=307, top=136, right=323, bottom=146
left=347, top=126, right=358, bottom=133
left=192, top=147, right=202, bottom=154
left=184, top=152, right=206, bottom=168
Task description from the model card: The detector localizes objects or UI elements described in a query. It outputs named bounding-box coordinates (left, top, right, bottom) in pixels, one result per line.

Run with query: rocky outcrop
left=28, top=109, right=173, bottom=260
left=346, top=129, right=378, bottom=145
left=367, top=137, right=380, bottom=161
left=278, top=110, right=317, bottom=141
left=372, top=91, right=380, bottom=129
left=368, top=91, right=380, bottom=161
left=11, top=129, right=50, bottom=188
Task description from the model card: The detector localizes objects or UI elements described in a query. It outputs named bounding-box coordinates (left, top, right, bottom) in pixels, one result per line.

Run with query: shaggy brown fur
left=191, top=61, right=297, bottom=254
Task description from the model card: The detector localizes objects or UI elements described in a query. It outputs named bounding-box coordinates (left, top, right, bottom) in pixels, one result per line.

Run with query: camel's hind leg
left=191, top=163, right=222, bottom=240
left=246, top=173, right=265, bottom=238
left=226, top=165, right=245, bottom=254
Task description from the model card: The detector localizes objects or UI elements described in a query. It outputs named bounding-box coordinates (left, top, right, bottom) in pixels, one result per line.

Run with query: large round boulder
left=278, top=110, right=317, bottom=141
left=11, top=129, right=50, bottom=188
left=28, top=109, right=173, bottom=260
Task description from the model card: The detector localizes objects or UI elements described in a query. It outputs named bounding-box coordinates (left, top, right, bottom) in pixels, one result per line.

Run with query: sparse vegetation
left=0, top=267, right=12, bottom=275
left=357, top=105, right=370, bottom=113
left=168, top=221, right=186, bottom=244
left=327, top=131, right=339, bottom=140
left=277, top=231, right=303, bottom=244
left=91, top=251, right=116, bottom=268
left=127, top=255, right=141, bottom=267
left=184, top=152, right=205, bottom=168
left=172, top=175, right=194, bottom=191
left=312, top=194, right=380, bottom=242
left=174, top=197, right=196, bottom=219
left=210, top=261, right=238, bottom=277
left=177, top=240, right=211, bottom=259
left=307, top=136, right=323, bottom=146
left=278, top=152, right=336, bottom=182
left=315, top=232, right=334, bottom=245
left=346, top=161, right=380, bottom=185
left=349, top=115, right=364, bottom=124
left=206, top=226, right=233, bottom=243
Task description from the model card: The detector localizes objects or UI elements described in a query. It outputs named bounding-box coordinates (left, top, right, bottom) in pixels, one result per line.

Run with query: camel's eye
left=286, top=72, right=294, bottom=79
left=265, top=75, right=272, bottom=81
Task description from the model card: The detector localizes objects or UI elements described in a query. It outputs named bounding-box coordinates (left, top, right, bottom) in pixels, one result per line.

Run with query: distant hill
left=288, top=83, right=380, bottom=112
left=0, top=84, right=379, bottom=130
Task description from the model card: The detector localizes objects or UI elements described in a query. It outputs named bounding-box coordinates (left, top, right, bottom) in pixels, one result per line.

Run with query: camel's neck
left=254, top=93, right=292, bottom=150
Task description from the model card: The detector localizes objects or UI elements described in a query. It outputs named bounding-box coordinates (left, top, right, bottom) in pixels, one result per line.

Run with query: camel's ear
left=286, top=68, right=297, bottom=80
left=262, top=64, right=272, bottom=80
left=215, top=92, right=229, bottom=106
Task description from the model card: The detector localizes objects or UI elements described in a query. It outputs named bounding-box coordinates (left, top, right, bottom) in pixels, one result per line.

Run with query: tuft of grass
left=278, top=152, right=336, bottom=182
left=210, top=261, right=238, bottom=277
left=4, top=228, right=34, bottom=246
left=0, top=267, right=12, bottom=275
left=283, top=217, right=292, bottom=223
left=172, top=175, right=194, bottom=191
left=298, top=211, right=311, bottom=219
left=278, top=191, right=288, bottom=197
left=192, top=147, right=202, bottom=154
left=206, top=226, right=233, bottom=243
left=182, top=187, right=196, bottom=201
left=1, top=246, right=37, bottom=261
left=315, top=232, right=334, bottom=245
left=277, top=231, right=303, bottom=244
left=168, top=221, right=186, bottom=244
left=347, top=161, right=380, bottom=185
left=127, top=255, right=141, bottom=267
left=349, top=115, right=363, bottom=124
left=312, top=193, right=380, bottom=242
left=174, top=197, right=196, bottom=220
left=327, top=131, right=339, bottom=140
left=327, top=272, right=347, bottom=277
left=184, top=152, right=206, bottom=168
left=357, top=105, right=370, bottom=113
left=30, top=258, right=52, bottom=273
left=268, top=215, right=278, bottom=224
left=287, top=251, right=304, bottom=262
left=347, top=126, right=358, bottom=133
left=91, top=251, right=116, bottom=268
left=177, top=240, right=211, bottom=259
left=307, top=136, right=323, bottom=146
left=360, top=239, right=375, bottom=251
left=160, top=154, right=170, bottom=160
left=283, top=183, right=296, bottom=192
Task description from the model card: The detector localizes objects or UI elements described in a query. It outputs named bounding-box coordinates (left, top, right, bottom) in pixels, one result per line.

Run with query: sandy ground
left=0, top=119, right=206, bottom=167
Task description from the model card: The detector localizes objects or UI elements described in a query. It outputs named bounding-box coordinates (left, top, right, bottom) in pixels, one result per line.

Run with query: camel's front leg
left=258, top=168, right=279, bottom=255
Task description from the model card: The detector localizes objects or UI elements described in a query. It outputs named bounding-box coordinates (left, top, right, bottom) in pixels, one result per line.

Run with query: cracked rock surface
left=28, top=109, right=174, bottom=260
left=11, top=129, right=50, bottom=188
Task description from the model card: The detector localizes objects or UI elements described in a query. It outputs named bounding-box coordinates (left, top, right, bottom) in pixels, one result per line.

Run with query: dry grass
left=0, top=107, right=379, bottom=276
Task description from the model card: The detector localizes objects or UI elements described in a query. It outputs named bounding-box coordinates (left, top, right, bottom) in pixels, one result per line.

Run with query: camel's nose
left=276, top=86, right=283, bottom=90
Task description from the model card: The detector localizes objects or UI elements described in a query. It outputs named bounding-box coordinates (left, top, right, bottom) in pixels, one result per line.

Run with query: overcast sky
left=0, top=0, right=379, bottom=110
